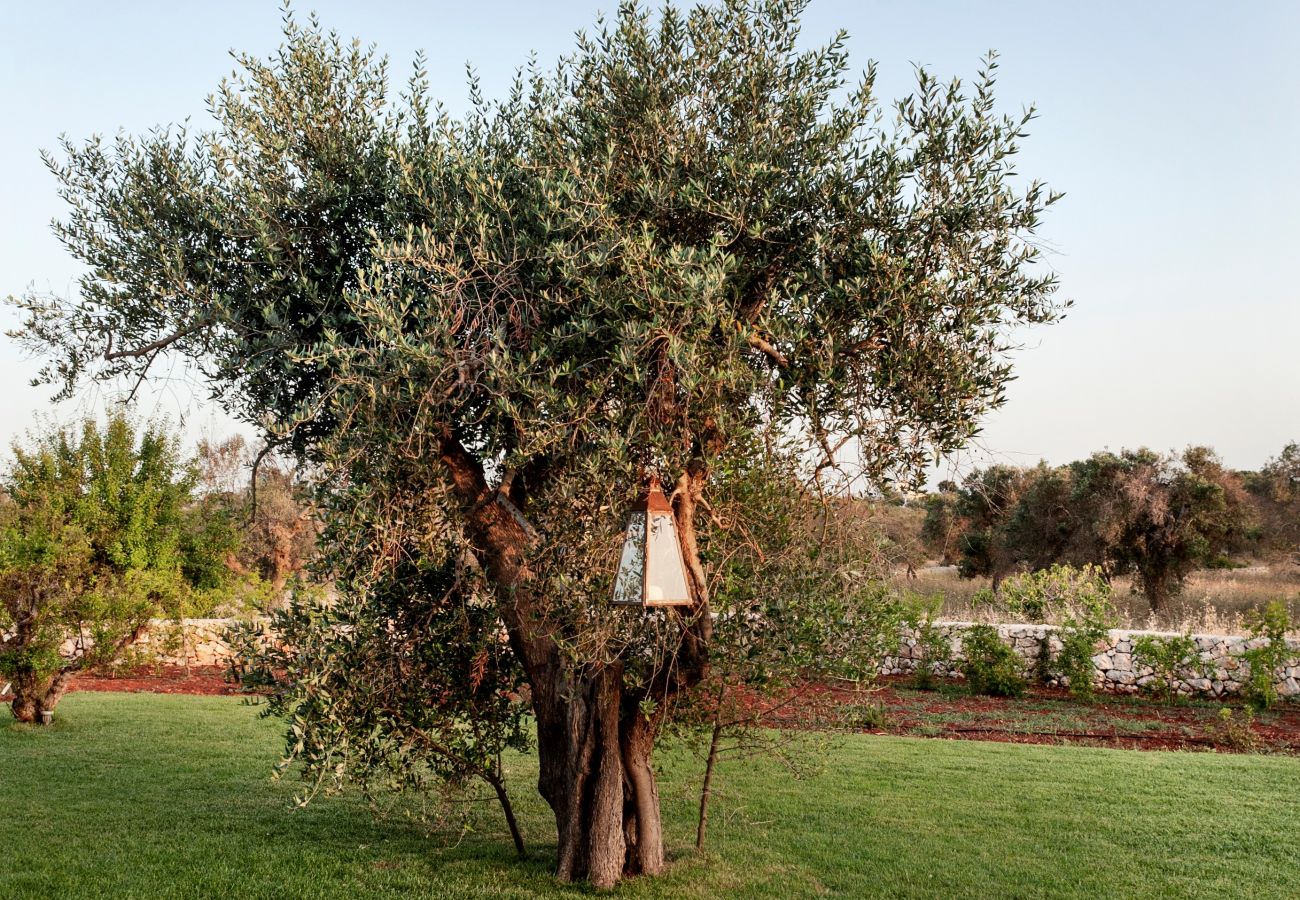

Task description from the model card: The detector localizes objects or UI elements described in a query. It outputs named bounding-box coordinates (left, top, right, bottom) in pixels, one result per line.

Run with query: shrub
left=1031, top=634, right=1055, bottom=686
left=0, top=412, right=224, bottom=724
left=903, top=592, right=950, bottom=691
left=1055, top=622, right=1104, bottom=700
left=1241, top=600, right=1295, bottom=710
left=1209, top=707, right=1260, bottom=753
left=1133, top=632, right=1211, bottom=703
left=1056, top=585, right=1115, bottom=700
left=983, top=565, right=1114, bottom=699
left=992, top=564, right=1113, bottom=624
left=960, top=625, right=1026, bottom=697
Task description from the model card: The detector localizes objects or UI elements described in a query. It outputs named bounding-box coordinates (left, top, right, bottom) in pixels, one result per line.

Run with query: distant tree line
left=922, top=443, right=1300, bottom=610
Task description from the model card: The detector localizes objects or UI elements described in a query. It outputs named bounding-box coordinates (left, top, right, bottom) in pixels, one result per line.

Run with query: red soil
left=21, top=667, right=1296, bottom=754
left=68, top=665, right=241, bottom=697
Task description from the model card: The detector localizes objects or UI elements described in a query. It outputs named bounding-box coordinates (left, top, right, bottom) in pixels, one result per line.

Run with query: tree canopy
left=0, top=410, right=213, bottom=722
left=924, top=447, right=1251, bottom=609
left=10, top=1, right=1063, bottom=885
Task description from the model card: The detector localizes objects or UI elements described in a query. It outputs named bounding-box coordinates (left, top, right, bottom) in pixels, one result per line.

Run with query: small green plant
left=1031, top=634, right=1055, bottom=686
left=960, top=625, right=1026, bottom=697
left=1209, top=707, right=1260, bottom=753
left=1133, top=632, right=1211, bottom=703
left=1241, top=600, right=1295, bottom=711
left=841, top=701, right=889, bottom=730
left=995, top=566, right=1114, bottom=699
left=1055, top=622, right=1105, bottom=700
left=903, top=592, right=951, bottom=691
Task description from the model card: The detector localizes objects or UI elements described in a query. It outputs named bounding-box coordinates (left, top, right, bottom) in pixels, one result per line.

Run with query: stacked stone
left=886, top=622, right=1300, bottom=699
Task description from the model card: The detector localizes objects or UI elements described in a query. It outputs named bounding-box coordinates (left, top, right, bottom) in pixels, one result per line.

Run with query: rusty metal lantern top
left=611, top=478, right=693, bottom=607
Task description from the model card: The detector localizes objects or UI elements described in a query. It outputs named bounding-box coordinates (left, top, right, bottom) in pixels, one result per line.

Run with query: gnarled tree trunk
left=531, top=660, right=667, bottom=887
left=9, top=668, right=75, bottom=724
left=439, top=431, right=710, bottom=887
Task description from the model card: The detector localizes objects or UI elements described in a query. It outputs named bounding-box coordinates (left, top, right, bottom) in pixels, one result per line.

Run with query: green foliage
left=1209, top=707, right=1260, bottom=753
left=1054, top=623, right=1103, bottom=700
left=701, top=443, right=905, bottom=693
left=1133, top=632, right=1212, bottom=704
left=178, top=494, right=242, bottom=593
left=960, top=625, right=1026, bottom=697
left=670, top=440, right=905, bottom=849
left=1243, top=442, right=1300, bottom=559
left=939, top=450, right=1251, bottom=610
left=974, top=565, right=1113, bottom=699
left=1067, top=448, right=1250, bottom=610
left=987, top=564, right=1113, bottom=624
left=952, top=466, right=1027, bottom=582
left=229, top=565, right=531, bottom=844
left=902, top=592, right=950, bottom=691
left=0, top=410, right=218, bottom=721
left=1240, top=600, right=1295, bottom=711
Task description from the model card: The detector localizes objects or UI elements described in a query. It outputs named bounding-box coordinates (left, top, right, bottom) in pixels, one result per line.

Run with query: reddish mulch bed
left=730, top=676, right=1300, bottom=754
left=861, top=676, right=1298, bottom=754
left=39, top=668, right=1300, bottom=754
left=69, top=665, right=241, bottom=697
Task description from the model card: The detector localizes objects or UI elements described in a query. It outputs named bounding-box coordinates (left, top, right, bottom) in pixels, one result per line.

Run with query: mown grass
left=4, top=692, right=1299, bottom=898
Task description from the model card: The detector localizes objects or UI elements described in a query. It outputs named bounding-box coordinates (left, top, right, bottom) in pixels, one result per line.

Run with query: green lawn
left=3, top=693, right=1298, bottom=898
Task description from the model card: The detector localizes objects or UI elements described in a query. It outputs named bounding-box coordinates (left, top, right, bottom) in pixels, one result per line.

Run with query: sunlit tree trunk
left=440, top=433, right=706, bottom=886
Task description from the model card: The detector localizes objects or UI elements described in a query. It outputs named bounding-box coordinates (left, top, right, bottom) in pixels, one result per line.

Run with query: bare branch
left=104, top=318, right=211, bottom=361
left=745, top=333, right=788, bottom=368
left=247, top=438, right=288, bottom=523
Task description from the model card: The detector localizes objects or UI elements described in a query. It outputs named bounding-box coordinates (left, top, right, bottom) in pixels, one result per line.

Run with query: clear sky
left=2, top=1, right=1297, bottom=475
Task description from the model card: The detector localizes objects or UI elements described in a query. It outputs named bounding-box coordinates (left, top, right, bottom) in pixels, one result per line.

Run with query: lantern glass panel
left=645, top=511, right=691, bottom=605
left=611, top=510, right=647, bottom=605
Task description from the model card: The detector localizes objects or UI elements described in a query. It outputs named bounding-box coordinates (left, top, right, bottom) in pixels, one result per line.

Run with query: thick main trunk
left=437, top=432, right=707, bottom=886
left=8, top=668, right=74, bottom=724
left=534, top=662, right=665, bottom=888
left=1140, top=566, right=1171, bottom=613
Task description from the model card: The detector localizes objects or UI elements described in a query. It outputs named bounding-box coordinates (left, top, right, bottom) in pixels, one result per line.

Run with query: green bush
left=1054, top=624, right=1104, bottom=700
left=1209, top=707, right=1260, bottom=752
left=1241, top=600, right=1295, bottom=710
left=903, top=592, right=950, bottom=691
left=960, top=625, right=1026, bottom=698
left=983, top=565, right=1115, bottom=699
left=988, top=564, right=1113, bottom=625
left=1133, top=632, right=1211, bottom=703
left=0, top=412, right=224, bottom=723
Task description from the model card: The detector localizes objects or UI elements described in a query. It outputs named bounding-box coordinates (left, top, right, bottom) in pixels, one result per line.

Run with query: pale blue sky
left=2, top=1, right=1297, bottom=475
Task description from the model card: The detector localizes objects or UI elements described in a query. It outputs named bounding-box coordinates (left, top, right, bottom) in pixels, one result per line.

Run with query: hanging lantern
left=611, top=478, right=693, bottom=607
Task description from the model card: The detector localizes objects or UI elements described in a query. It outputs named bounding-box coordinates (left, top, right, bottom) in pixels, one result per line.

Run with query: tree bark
left=1142, top=571, right=1169, bottom=613
left=437, top=430, right=705, bottom=886
left=531, top=661, right=669, bottom=887
left=695, top=714, right=724, bottom=851
left=8, top=667, right=75, bottom=724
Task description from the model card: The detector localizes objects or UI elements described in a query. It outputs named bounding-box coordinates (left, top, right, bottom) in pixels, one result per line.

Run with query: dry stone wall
left=52, top=618, right=240, bottom=668
left=45, top=618, right=1300, bottom=700
left=135, top=619, right=237, bottom=667
left=885, top=622, right=1300, bottom=699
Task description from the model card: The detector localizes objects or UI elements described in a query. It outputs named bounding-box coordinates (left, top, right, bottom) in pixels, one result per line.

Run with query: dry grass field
left=898, top=564, right=1300, bottom=635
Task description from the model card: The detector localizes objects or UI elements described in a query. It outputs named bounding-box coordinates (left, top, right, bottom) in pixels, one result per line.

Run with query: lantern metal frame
left=610, top=479, right=694, bottom=607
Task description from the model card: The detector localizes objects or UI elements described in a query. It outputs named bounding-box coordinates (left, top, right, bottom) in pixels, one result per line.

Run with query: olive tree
left=1066, top=447, right=1248, bottom=611
left=10, top=2, right=1062, bottom=885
